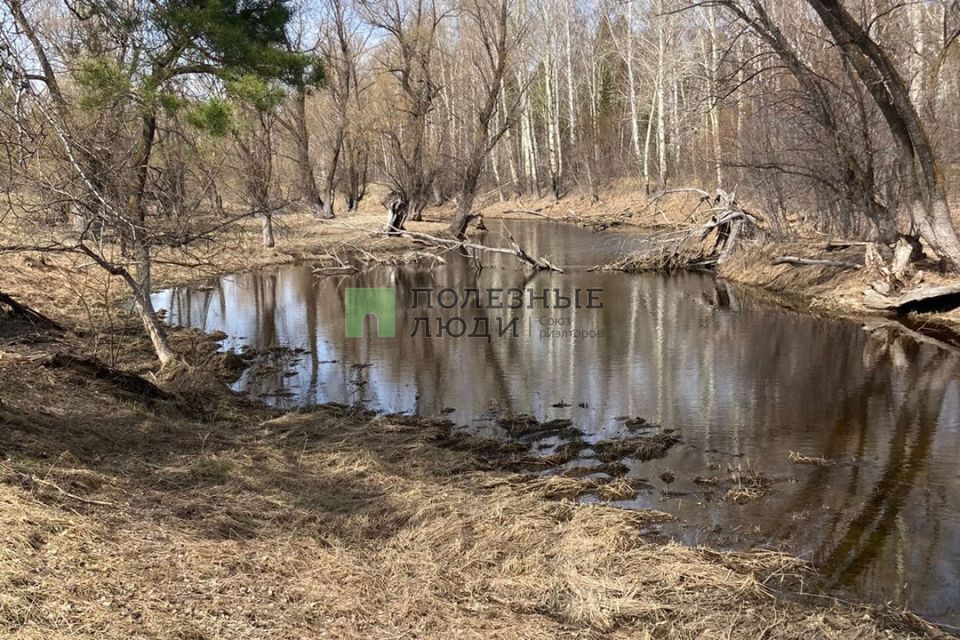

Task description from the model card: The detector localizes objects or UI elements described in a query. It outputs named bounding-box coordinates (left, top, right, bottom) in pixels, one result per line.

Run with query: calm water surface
left=153, top=220, right=960, bottom=628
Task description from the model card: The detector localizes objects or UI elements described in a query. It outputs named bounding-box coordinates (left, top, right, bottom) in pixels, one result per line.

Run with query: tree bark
left=290, top=86, right=327, bottom=216
left=625, top=0, right=642, bottom=170
left=261, top=214, right=276, bottom=248
left=133, top=248, right=177, bottom=368
left=805, top=0, right=960, bottom=267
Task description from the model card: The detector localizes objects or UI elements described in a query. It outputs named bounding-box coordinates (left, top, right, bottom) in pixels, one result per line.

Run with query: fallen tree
left=772, top=256, right=861, bottom=270
left=598, top=189, right=762, bottom=272
left=312, top=217, right=564, bottom=272
left=39, top=353, right=172, bottom=402
left=381, top=227, right=564, bottom=272
left=0, top=291, right=63, bottom=332
left=863, top=283, right=960, bottom=313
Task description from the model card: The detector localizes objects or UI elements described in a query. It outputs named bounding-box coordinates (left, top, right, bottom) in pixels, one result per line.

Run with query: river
left=152, top=219, right=960, bottom=628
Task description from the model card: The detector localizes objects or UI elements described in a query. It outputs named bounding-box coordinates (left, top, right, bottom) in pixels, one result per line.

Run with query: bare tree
left=713, top=0, right=895, bottom=241
left=230, top=77, right=287, bottom=248
left=316, top=0, right=352, bottom=218
left=361, top=0, right=447, bottom=226
left=802, top=0, right=960, bottom=267
left=276, top=1, right=329, bottom=217
left=1, top=0, right=311, bottom=366
left=449, top=0, right=528, bottom=238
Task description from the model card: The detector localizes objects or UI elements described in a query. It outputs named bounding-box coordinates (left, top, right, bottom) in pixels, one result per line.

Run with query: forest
left=4, top=0, right=960, bottom=363
left=1, top=0, right=960, bottom=638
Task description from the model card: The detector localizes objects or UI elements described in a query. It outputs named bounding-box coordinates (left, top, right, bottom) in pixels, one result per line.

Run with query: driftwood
left=312, top=217, right=563, bottom=272
left=381, top=227, right=564, bottom=272
left=824, top=240, right=871, bottom=251
left=773, top=256, right=861, bottom=270
left=688, top=191, right=762, bottom=266
left=0, top=291, right=63, bottom=331
left=312, top=265, right=358, bottom=276
left=603, top=189, right=761, bottom=272
left=502, top=208, right=555, bottom=220
left=863, top=283, right=960, bottom=312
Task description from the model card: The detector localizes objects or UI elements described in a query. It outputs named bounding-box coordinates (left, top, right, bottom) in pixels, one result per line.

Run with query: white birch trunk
left=564, top=2, right=577, bottom=146
left=656, top=12, right=667, bottom=188
left=625, top=0, right=642, bottom=169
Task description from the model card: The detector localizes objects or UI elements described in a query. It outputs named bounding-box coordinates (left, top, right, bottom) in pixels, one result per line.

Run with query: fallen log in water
left=502, top=208, right=555, bottom=220
left=313, top=217, right=564, bottom=272
left=382, top=227, right=564, bottom=272
left=597, top=188, right=762, bottom=273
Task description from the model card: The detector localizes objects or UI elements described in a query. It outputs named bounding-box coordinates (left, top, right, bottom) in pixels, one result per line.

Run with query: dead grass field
left=0, top=341, right=945, bottom=639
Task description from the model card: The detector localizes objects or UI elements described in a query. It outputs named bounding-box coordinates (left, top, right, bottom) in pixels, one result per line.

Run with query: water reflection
left=153, top=220, right=960, bottom=627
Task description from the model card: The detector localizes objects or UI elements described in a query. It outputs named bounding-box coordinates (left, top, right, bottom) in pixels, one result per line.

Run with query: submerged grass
left=593, top=433, right=682, bottom=464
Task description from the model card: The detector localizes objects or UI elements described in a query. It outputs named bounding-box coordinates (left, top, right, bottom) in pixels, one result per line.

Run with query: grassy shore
left=0, top=192, right=952, bottom=638
left=0, top=341, right=944, bottom=639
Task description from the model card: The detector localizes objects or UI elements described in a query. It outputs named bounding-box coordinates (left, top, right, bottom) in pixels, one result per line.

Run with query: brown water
left=153, top=220, right=960, bottom=628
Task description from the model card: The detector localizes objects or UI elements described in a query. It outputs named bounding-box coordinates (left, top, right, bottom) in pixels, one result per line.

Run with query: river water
left=152, top=219, right=960, bottom=628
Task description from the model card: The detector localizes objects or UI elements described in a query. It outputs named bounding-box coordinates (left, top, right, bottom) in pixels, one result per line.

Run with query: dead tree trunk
left=805, top=0, right=960, bottom=268
left=383, top=191, right=408, bottom=234
left=289, top=85, right=327, bottom=217
left=0, top=291, right=62, bottom=330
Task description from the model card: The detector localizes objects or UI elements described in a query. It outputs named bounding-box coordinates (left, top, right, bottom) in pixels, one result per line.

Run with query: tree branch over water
left=315, top=218, right=564, bottom=272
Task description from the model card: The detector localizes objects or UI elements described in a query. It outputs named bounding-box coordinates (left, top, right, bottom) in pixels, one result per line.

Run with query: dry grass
left=718, top=240, right=960, bottom=332
left=594, top=477, right=639, bottom=502
left=789, top=451, right=833, bottom=466
left=0, top=343, right=945, bottom=638
left=724, top=464, right=774, bottom=505
left=475, top=178, right=709, bottom=231
left=718, top=242, right=873, bottom=313
left=0, top=369, right=941, bottom=639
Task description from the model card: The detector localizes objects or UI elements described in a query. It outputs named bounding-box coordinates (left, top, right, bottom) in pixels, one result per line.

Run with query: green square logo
left=345, top=288, right=396, bottom=338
